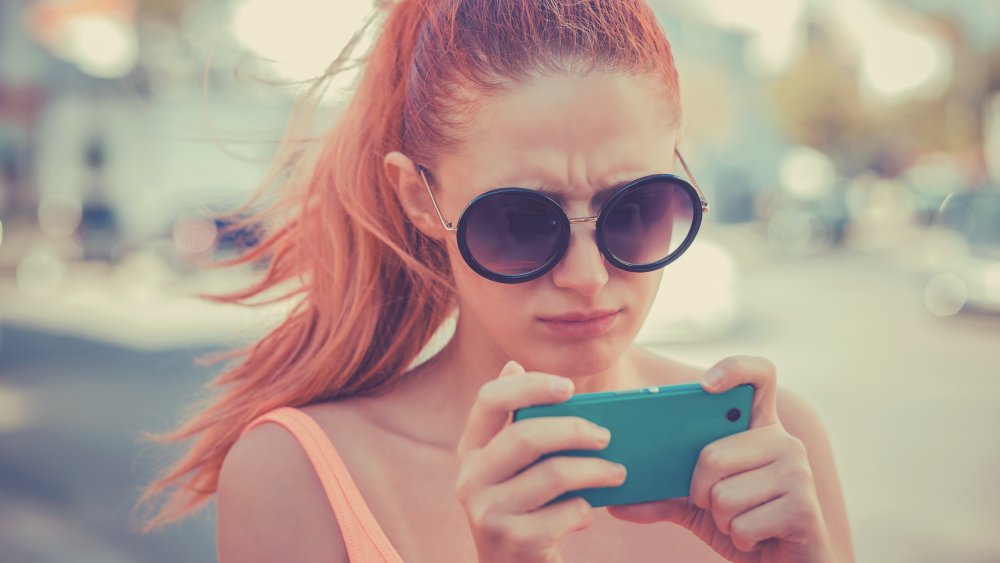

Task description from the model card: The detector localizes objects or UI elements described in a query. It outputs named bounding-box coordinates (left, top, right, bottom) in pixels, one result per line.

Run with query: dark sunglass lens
left=602, top=180, right=694, bottom=266
left=464, top=192, right=563, bottom=276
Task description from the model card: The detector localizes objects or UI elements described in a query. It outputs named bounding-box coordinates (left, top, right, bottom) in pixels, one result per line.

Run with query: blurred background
left=0, top=0, right=998, bottom=561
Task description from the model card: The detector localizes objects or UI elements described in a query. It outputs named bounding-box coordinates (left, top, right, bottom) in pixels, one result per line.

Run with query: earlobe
left=383, top=151, right=445, bottom=241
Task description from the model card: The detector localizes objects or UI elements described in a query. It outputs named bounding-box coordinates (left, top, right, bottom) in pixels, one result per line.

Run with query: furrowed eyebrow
left=533, top=179, right=636, bottom=206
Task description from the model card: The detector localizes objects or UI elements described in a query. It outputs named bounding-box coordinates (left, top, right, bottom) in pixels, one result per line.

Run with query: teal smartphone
left=512, top=382, right=754, bottom=507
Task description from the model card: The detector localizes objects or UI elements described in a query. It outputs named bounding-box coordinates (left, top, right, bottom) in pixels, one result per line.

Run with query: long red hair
left=137, top=0, right=681, bottom=531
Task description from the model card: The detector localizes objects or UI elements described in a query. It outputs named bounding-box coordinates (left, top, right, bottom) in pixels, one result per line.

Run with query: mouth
left=537, top=309, right=621, bottom=338
left=537, top=309, right=621, bottom=322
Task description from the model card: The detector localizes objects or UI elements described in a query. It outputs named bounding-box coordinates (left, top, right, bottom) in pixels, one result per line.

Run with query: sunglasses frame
left=415, top=148, right=709, bottom=284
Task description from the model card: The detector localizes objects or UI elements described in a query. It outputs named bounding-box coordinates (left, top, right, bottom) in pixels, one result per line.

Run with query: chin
left=520, top=337, right=627, bottom=378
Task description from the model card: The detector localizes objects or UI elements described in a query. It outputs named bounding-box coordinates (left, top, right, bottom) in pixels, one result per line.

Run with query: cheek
left=448, top=246, right=526, bottom=317
left=453, top=271, right=539, bottom=345
left=641, top=270, right=665, bottom=303
left=629, top=269, right=663, bottom=328
left=618, top=270, right=664, bottom=324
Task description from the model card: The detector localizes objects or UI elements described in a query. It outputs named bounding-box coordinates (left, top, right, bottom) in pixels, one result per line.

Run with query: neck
left=371, top=312, right=645, bottom=452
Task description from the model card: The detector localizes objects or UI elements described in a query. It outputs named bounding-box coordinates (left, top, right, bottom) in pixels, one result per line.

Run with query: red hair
left=137, top=0, right=681, bottom=531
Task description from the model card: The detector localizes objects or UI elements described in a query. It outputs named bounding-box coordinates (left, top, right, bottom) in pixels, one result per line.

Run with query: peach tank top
left=242, top=407, right=405, bottom=563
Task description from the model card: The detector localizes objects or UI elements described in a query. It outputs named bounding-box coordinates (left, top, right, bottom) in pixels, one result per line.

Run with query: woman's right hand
left=455, top=360, right=628, bottom=563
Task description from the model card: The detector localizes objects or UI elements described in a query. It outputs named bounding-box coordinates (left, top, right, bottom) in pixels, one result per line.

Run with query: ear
left=384, top=151, right=447, bottom=241
left=672, top=130, right=686, bottom=173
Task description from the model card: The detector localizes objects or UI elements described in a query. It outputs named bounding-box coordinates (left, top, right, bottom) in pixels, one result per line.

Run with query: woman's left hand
left=607, top=356, right=836, bottom=563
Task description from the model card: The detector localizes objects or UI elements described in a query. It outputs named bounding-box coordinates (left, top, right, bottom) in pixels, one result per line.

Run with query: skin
left=216, top=72, right=855, bottom=562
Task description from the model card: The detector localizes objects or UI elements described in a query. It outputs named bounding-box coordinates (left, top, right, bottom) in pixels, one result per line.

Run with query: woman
left=139, top=1, right=854, bottom=561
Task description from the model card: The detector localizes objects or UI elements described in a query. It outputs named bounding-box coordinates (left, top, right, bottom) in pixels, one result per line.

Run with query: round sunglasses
left=416, top=149, right=709, bottom=284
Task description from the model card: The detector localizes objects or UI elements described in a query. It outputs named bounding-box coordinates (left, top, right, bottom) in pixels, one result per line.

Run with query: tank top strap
left=242, top=407, right=404, bottom=563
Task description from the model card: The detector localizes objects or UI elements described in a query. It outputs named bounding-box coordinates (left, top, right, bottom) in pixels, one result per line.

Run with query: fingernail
left=551, top=378, right=574, bottom=394
left=703, top=368, right=723, bottom=387
left=594, top=426, right=611, bottom=444
left=500, top=360, right=523, bottom=377
left=614, top=463, right=627, bottom=480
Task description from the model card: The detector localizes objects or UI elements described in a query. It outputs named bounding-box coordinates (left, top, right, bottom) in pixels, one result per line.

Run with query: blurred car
left=757, top=189, right=850, bottom=257
left=923, top=190, right=1000, bottom=316
left=77, top=199, right=120, bottom=262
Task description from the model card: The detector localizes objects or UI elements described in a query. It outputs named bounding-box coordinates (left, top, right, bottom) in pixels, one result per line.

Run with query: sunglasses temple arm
left=416, top=165, right=458, bottom=231
left=675, top=148, right=710, bottom=215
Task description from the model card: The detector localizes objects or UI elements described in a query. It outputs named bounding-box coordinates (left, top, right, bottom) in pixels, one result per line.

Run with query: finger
left=705, top=464, right=785, bottom=535
left=457, top=362, right=574, bottom=456
left=689, top=425, right=786, bottom=510
left=488, top=456, right=627, bottom=513
left=606, top=498, right=693, bottom=525
left=460, top=416, right=612, bottom=492
left=475, top=497, right=596, bottom=551
left=700, top=356, right=778, bottom=428
left=727, top=494, right=808, bottom=553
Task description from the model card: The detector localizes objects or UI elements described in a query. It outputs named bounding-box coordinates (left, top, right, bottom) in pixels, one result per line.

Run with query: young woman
left=140, top=1, right=854, bottom=561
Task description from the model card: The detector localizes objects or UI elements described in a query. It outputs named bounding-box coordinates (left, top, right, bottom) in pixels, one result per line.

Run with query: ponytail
left=137, top=0, right=680, bottom=530
left=136, top=1, right=454, bottom=530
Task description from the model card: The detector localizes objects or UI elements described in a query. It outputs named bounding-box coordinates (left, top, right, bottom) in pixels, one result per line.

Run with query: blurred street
left=660, top=242, right=1000, bottom=563
left=2, top=0, right=999, bottom=561
left=0, top=329, right=218, bottom=563
left=1, top=233, right=998, bottom=562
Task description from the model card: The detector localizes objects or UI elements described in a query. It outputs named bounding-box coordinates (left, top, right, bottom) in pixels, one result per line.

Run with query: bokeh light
left=695, top=0, right=806, bottom=76
left=859, top=24, right=952, bottom=103
left=924, top=273, right=968, bottom=316
left=172, top=212, right=218, bottom=255
left=779, top=146, right=837, bottom=200
left=25, top=0, right=139, bottom=79
left=16, top=246, right=67, bottom=298
left=231, top=0, right=371, bottom=82
left=828, top=0, right=953, bottom=104
left=63, top=15, right=138, bottom=79
left=766, top=208, right=834, bottom=256
left=37, top=195, right=82, bottom=237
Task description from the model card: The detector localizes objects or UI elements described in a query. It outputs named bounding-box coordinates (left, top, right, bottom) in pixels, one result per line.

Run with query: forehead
left=437, top=72, right=680, bottom=199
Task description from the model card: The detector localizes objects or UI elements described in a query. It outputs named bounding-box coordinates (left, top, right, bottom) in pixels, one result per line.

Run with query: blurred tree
left=767, top=23, right=873, bottom=173
left=768, top=12, right=999, bottom=179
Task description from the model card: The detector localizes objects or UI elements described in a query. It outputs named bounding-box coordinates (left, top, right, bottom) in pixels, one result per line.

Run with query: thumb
left=498, top=360, right=525, bottom=377
left=606, top=498, right=694, bottom=525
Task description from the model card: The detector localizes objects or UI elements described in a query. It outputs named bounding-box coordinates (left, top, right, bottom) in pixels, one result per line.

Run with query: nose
left=549, top=223, right=609, bottom=296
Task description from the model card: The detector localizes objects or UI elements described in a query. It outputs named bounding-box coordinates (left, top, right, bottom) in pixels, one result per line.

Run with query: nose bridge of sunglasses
left=564, top=216, right=604, bottom=260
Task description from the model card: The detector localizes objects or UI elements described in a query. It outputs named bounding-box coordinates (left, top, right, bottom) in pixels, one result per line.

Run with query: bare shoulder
left=774, top=386, right=823, bottom=435
left=216, top=408, right=350, bottom=563
left=774, top=387, right=857, bottom=563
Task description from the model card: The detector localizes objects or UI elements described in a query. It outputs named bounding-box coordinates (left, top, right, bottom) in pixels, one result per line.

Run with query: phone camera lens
left=726, top=408, right=741, bottom=422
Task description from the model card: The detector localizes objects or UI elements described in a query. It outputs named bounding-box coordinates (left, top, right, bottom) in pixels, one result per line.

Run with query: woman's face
left=429, top=72, right=681, bottom=377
